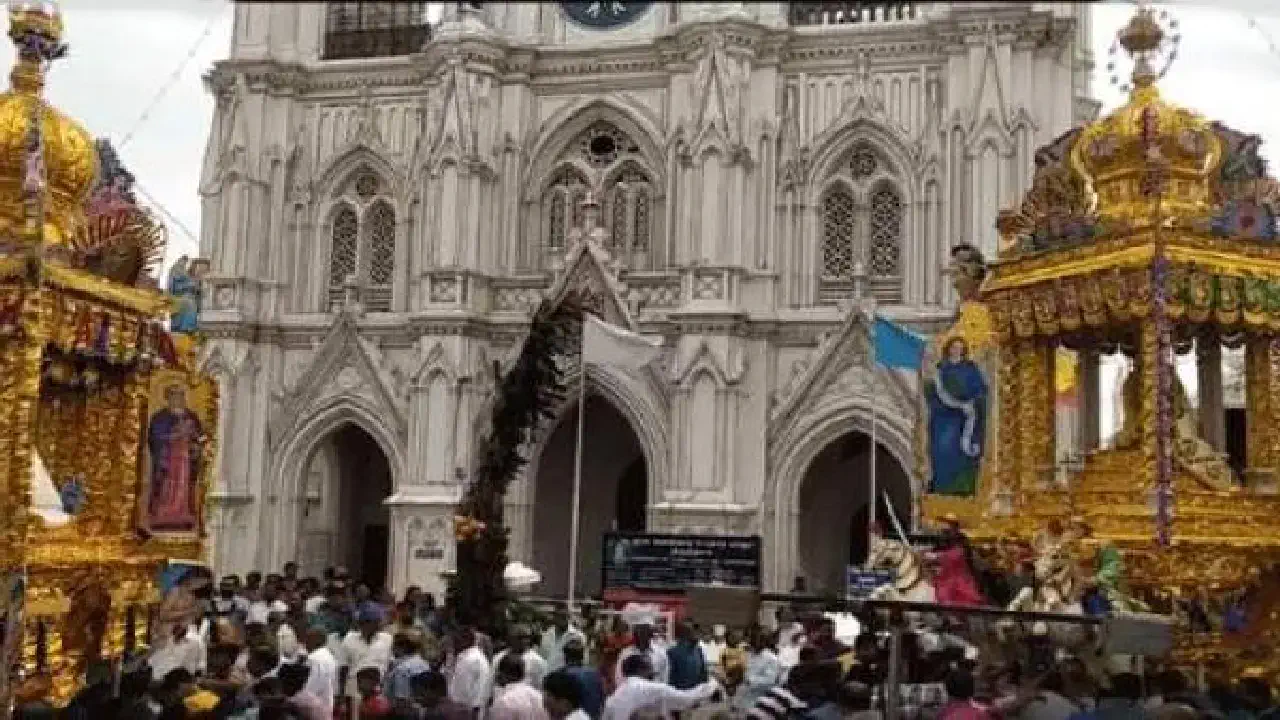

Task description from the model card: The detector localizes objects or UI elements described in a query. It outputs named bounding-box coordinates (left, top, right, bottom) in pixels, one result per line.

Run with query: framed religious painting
left=136, top=365, right=218, bottom=546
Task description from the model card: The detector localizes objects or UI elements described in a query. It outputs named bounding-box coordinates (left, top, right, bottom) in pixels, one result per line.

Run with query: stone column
left=1079, top=349, right=1102, bottom=452
left=1196, top=339, right=1225, bottom=452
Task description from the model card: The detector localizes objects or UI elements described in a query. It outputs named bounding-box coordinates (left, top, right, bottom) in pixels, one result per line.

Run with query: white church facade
left=197, top=1, right=1096, bottom=599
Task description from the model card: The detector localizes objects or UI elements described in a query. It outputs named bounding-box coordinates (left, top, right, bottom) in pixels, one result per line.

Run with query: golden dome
left=0, top=2, right=97, bottom=248
left=1069, top=8, right=1220, bottom=222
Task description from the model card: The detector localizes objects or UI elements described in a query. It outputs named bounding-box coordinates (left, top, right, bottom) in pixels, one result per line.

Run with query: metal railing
left=789, top=1, right=917, bottom=26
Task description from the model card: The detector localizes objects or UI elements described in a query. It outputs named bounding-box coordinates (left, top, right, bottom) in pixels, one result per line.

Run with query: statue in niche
left=168, top=256, right=209, bottom=334
left=1114, top=365, right=1234, bottom=491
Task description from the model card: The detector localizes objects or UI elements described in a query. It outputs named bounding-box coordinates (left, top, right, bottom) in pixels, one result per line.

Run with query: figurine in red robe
left=927, top=516, right=987, bottom=607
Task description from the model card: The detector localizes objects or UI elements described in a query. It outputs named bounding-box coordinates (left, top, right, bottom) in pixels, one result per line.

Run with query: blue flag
left=873, top=316, right=926, bottom=370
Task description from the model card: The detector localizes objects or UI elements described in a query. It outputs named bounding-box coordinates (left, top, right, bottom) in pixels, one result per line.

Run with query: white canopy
left=30, top=452, right=70, bottom=527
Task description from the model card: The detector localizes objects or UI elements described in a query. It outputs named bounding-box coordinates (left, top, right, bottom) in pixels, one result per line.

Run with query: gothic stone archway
left=528, top=391, right=647, bottom=600
left=795, top=431, right=912, bottom=594
left=299, top=424, right=394, bottom=589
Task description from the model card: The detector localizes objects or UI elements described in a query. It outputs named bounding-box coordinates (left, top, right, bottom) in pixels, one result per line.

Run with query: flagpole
left=869, top=396, right=878, bottom=551
left=567, top=351, right=588, bottom=613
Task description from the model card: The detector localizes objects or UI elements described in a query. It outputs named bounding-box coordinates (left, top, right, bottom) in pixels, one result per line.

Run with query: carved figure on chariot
left=0, top=2, right=220, bottom=707
left=911, top=3, right=1280, bottom=677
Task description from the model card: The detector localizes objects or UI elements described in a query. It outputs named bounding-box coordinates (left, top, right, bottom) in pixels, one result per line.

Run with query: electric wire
left=118, top=10, right=224, bottom=151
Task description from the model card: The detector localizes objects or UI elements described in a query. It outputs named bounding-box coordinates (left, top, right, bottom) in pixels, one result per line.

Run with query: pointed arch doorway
left=530, top=392, right=647, bottom=600
left=299, top=424, right=393, bottom=588
left=795, top=431, right=911, bottom=594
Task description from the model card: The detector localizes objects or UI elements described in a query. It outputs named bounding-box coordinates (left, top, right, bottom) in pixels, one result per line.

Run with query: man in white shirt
left=495, top=626, right=548, bottom=690
left=149, top=623, right=206, bottom=681
left=339, top=604, right=394, bottom=700
left=604, top=654, right=720, bottom=720
left=614, top=622, right=669, bottom=687
left=699, top=625, right=727, bottom=669
left=539, top=610, right=587, bottom=673
left=247, top=587, right=289, bottom=626
left=303, top=627, right=338, bottom=718
left=271, top=611, right=306, bottom=662
left=490, top=653, right=548, bottom=720
left=449, top=627, right=493, bottom=719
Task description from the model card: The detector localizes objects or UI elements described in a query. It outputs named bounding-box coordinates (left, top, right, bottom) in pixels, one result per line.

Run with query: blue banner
left=872, top=316, right=926, bottom=370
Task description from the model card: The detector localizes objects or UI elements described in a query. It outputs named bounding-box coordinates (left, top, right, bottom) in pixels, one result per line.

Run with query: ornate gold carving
left=997, top=344, right=1020, bottom=496
left=1015, top=340, right=1053, bottom=492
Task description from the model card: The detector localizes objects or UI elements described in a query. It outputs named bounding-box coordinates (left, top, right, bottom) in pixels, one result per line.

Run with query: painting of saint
left=927, top=337, right=989, bottom=496
left=146, top=384, right=207, bottom=532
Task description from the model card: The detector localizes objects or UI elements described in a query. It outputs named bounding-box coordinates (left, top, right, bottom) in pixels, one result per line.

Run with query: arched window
left=868, top=184, right=903, bottom=302
left=604, top=165, right=653, bottom=265
left=541, top=166, right=588, bottom=253
left=533, top=120, right=659, bottom=270
left=328, top=204, right=359, bottom=293
left=326, top=171, right=397, bottom=312
left=365, top=200, right=397, bottom=310
left=816, top=143, right=905, bottom=304
left=821, top=187, right=856, bottom=282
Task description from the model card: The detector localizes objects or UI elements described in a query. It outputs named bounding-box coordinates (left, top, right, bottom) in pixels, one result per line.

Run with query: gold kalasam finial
left=7, top=0, right=64, bottom=95
left=1119, top=7, right=1163, bottom=89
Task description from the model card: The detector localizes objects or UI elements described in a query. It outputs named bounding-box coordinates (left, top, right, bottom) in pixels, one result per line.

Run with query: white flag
left=583, top=314, right=662, bottom=370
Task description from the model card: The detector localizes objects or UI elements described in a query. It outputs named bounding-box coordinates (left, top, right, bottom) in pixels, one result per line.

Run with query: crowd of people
left=12, top=562, right=1280, bottom=720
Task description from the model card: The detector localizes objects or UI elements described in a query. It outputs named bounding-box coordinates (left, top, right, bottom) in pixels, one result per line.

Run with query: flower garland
left=447, top=292, right=587, bottom=634
left=1141, top=103, right=1175, bottom=547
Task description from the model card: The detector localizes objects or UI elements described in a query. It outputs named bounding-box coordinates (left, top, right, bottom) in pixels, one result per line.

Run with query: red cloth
left=599, top=631, right=633, bottom=694
left=931, top=545, right=986, bottom=606
left=358, top=694, right=392, bottom=719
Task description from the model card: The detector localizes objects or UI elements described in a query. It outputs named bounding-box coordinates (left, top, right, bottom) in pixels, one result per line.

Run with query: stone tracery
left=817, top=142, right=906, bottom=303
left=534, top=119, right=659, bottom=270
left=325, top=169, right=398, bottom=312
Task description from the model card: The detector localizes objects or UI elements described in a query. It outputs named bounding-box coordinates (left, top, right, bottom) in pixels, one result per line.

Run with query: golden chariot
left=920, top=6, right=1280, bottom=677
left=0, top=2, right=218, bottom=708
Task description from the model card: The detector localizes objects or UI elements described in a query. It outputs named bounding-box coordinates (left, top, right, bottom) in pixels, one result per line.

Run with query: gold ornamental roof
left=987, top=6, right=1280, bottom=341
left=0, top=2, right=97, bottom=248
left=1070, top=8, right=1221, bottom=223
left=995, top=7, right=1277, bottom=265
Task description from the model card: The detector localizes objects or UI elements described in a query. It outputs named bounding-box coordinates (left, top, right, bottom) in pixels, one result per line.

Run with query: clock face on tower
left=559, top=1, right=654, bottom=29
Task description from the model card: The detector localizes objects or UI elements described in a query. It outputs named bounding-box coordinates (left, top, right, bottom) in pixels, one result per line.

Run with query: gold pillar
left=20, top=619, right=38, bottom=675
left=105, top=603, right=127, bottom=659
left=45, top=624, right=72, bottom=705
left=1245, top=336, right=1272, bottom=475
left=1016, top=339, right=1055, bottom=492
left=115, top=375, right=150, bottom=537
left=997, top=344, right=1021, bottom=493
left=0, top=287, right=48, bottom=568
